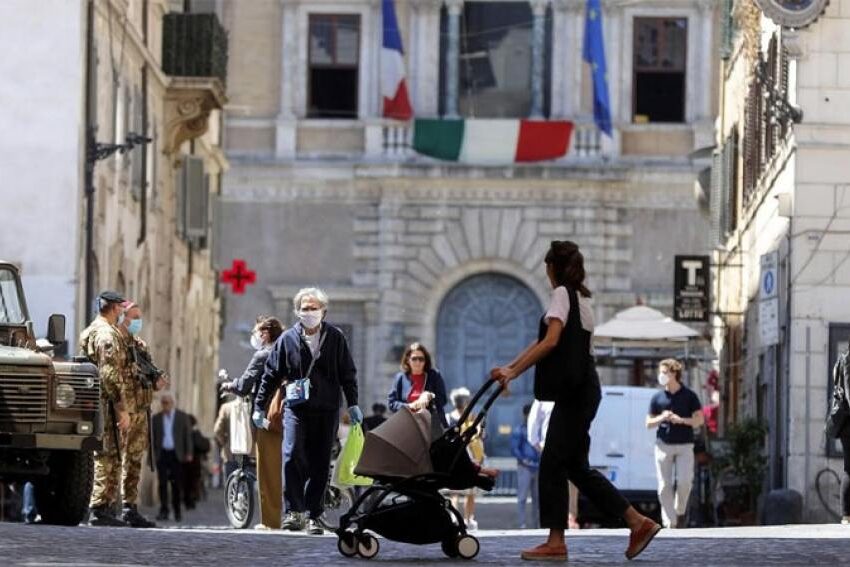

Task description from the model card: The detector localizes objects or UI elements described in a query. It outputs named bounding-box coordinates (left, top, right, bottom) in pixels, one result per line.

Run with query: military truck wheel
left=35, top=450, right=94, bottom=526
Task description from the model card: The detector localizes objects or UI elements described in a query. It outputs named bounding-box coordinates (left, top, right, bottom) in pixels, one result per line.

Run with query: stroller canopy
left=355, top=407, right=434, bottom=479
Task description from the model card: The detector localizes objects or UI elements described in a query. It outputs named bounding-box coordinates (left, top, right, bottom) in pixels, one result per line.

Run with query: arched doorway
left=436, top=273, right=542, bottom=456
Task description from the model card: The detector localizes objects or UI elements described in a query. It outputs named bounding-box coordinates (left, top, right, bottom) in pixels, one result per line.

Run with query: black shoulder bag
left=827, top=354, right=850, bottom=439
left=533, top=286, right=589, bottom=401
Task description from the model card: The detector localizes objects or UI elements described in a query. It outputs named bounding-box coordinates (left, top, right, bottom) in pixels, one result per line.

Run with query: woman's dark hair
left=400, top=342, right=433, bottom=374
left=544, top=240, right=592, bottom=298
left=255, top=315, right=284, bottom=341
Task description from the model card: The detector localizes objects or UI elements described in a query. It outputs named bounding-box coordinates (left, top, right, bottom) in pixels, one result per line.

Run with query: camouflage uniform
left=121, top=336, right=156, bottom=506
left=79, top=317, right=136, bottom=509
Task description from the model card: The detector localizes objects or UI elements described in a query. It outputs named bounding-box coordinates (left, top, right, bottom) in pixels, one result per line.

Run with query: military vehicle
left=0, top=261, right=101, bottom=525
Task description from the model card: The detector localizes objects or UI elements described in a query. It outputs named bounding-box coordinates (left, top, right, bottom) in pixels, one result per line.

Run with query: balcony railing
left=363, top=118, right=609, bottom=162
left=162, top=13, right=228, bottom=84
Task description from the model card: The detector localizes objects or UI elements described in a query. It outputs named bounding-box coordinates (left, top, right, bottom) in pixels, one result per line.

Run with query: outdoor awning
left=593, top=305, right=714, bottom=364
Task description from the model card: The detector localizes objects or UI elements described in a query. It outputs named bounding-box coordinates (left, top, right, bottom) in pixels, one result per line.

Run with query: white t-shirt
left=302, top=330, right=321, bottom=358
left=544, top=286, right=595, bottom=333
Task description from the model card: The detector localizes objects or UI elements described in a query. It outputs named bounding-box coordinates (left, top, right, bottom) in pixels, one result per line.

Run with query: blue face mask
left=128, top=318, right=143, bottom=336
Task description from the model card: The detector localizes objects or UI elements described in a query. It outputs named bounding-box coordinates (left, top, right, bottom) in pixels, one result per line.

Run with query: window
left=0, top=268, right=25, bottom=324
left=439, top=2, right=551, bottom=118
left=176, top=156, right=209, bottom=247
left=308, top=14, right=360, bottom=119
left=633, top=17, right=687, bottom=123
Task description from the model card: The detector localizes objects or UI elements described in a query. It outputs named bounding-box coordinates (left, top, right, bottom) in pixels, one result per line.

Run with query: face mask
left=298, top=310, right=323, bottom=329
left=128, top=319, right=143, bottom=336
left=658, top=373, right=670, bottom=387
left=250, top=333, right=263, bottom=350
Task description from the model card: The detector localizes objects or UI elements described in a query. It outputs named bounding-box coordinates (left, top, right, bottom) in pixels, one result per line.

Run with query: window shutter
left=709, top=150, right=723, bottom=247
left=176, top=161, right=187, bottom=238
left=184, top=157, right=208, bottom=244
left=726, top=129, right=739, bottom=233
left=148, top=124, right=158, bottom=207
left=720, top=0, right=735, bottom=60
left=131, top=88, right=144, bottom=200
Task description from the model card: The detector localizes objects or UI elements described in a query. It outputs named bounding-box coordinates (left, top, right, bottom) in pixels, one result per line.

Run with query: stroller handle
left=456, top=378, right=504, bottom=439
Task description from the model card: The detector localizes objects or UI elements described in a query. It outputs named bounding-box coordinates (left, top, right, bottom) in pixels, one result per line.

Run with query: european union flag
left=583, top=0, right=612, bottom=136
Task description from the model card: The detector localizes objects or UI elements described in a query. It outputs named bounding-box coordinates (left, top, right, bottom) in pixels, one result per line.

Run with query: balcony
left=162, top=13, right=228, bottom=84
left=161, top=12, right=228, bottom=159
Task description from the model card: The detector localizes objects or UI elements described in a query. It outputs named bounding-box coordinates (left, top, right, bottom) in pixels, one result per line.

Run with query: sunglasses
left=409, top=356, right=426, bottom=362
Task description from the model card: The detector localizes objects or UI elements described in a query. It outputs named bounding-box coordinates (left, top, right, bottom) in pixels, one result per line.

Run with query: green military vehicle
left=0, top=261, right=101, bottom=525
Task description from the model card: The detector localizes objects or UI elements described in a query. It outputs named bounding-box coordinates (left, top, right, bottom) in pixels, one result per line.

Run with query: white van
left=580, top=386, right=661, bottom=526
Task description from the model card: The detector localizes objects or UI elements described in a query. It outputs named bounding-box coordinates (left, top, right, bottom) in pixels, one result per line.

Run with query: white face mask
left=658, top=373, right=670, bottom=387
left=298, top=310, right=323, bottom=330
left=250, top=333, right=263, bottom=350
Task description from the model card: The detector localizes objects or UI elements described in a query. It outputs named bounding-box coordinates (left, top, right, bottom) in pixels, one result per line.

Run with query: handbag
left=284, top=331, right=327, bottom=408
left=827, top=355, right=850, bottom=439
left=230, top=397, right=254, bottom=455
left=334, top=423, right=373, bottom=487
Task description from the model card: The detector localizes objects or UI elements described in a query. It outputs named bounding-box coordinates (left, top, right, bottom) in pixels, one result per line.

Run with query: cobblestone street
left=3, top=519, right=850, bottom=566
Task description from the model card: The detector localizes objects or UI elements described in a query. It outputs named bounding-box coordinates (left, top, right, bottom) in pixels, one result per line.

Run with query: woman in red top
left=387, top=343, right=449, bottom=426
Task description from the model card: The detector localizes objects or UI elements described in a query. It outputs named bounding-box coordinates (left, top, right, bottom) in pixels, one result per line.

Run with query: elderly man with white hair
left=253, top=287, right=361, bottom=535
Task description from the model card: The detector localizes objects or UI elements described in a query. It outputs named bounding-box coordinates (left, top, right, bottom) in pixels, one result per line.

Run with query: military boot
left=88, top=505, right=128, bottom=527
left=122, top=504, right=156, bottom=528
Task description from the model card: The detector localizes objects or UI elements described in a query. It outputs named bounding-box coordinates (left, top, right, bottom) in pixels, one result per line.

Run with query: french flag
left=381, top=0, right=413, bottom=120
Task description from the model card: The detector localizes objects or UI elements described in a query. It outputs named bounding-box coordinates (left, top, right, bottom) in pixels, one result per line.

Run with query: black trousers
left=839, top=431, right=850, bottom=516
left=157, top=450, right=183, bottom=516
left=539, top=374, right=630, bottom=529
left=283, top=407, right=338, bottom=519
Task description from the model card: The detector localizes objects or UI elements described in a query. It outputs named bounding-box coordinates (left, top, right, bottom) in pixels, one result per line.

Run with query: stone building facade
left=218, top=0, right=716, bottom=456
left=86, top=0, right=227, bottom=434
left=710, top=0, right=850, bottom=521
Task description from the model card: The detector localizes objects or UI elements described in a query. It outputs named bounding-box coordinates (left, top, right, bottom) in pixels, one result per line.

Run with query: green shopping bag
left=336, top=423, right=373, bottom=486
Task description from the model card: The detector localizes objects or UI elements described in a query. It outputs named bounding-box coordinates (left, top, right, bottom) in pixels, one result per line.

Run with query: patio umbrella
left=354, top=406, right=434, bottom=479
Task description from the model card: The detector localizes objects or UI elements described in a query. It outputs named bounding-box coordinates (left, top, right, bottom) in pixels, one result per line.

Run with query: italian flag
left=412, top=119, right=574, bottom=163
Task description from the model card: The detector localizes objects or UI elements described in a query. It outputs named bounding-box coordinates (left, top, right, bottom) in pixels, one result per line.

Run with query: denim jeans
left=22, top=482, right=37, bottom=522
left=516, top=463, right=539, bottom=528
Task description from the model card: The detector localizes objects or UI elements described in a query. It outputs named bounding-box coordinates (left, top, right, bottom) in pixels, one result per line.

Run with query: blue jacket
left=387, top=368, right=448, bottom=427
left=255, top=322, right=358, bottom=413
left=511, top=423, right=540, bottom=469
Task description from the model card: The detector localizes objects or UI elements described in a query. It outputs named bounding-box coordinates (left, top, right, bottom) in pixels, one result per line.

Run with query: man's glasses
left=409, top=356, right=425, bottom=362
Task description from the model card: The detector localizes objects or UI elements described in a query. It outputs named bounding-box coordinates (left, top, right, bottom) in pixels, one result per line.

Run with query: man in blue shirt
left=512, top=403, right=540, bottom=529
left=646, top=359, right=704, bottom=529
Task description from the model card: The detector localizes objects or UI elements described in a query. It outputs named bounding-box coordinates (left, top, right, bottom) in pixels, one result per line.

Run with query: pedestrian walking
left=363, top=403, right=388, bottom=432
left=152, top=393, right=193, bottom=522
left=387, top=342, right=448, bottom=426
left=253, top=287, right=361, bottom=535
left=79, top=290, right=134, bottom=527
left=528, top=399, right=581, bottom=529
left=213, top=395, right=241, bottom=480
left=647, top=358, right=704, bottom=529
left=491, top=240, right=661, bottom=561
left=183, top=414, right=211, bottom=510
left=512, top=404, right=539, bottom=529
left=830, top=340, right=850, bottom=525
left=446, top=387, right=486, bottom=531
left=221, top=315, right=285, bottom=529
left=118, top=301, right=168, bottom=528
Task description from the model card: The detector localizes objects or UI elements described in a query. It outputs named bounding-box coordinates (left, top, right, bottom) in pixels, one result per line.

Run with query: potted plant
left=713, top=419, right=768, bottom=525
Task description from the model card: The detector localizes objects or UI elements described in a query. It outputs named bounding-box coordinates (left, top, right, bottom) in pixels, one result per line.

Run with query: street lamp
left=83, top=128, right=152, bottom=321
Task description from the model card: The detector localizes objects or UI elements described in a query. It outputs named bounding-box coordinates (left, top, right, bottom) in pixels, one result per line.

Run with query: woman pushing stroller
left=491, top=240, right=662, bottom=562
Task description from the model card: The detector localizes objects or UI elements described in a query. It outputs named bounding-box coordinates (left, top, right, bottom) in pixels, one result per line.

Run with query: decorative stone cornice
left=734, top=0, right=762, bottom=66
left=164, top=77, right=227, bottom=164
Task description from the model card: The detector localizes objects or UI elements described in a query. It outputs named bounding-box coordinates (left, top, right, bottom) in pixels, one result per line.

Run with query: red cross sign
left=221, top=259, right=256, bottom=294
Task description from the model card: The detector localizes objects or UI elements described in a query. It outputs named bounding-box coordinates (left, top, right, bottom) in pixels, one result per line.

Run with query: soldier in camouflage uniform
left=118, top=301, right=169, bottom=528
left=79, top=291, right=134, bottom=527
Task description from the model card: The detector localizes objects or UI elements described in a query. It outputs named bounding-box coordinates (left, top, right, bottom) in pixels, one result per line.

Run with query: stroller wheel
left=357, top=534, right=380, bottom=559
left=441, top=539, right=459, bottom=558
left=337, top=533, right=358, bottom=558
left=456, top=534, right=480, bottom=560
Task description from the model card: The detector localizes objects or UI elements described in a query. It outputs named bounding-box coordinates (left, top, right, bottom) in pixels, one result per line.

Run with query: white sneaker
left=465, top=518, right=478, bottom=531
left=841, top=516, right=850, bottom=525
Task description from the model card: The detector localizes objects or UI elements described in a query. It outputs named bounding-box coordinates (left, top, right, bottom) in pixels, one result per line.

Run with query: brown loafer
left=521, top=543, right=568, bottom=562
left=625, top=518, right=661, bottom=560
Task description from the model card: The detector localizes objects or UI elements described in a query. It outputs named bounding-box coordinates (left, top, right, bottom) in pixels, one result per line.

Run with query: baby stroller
left=336, top=379, right=503, bottom=560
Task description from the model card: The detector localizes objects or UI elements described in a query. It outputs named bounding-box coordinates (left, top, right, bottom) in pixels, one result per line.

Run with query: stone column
left=411, top=0, right=442, bottom=116
left=444, top=0, right=464, bottom=118
left=275, top=0, right=299, bottom=158
left=530, top=0, right=549, bottom=118
left=697, top=0, right=714, bottom=122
